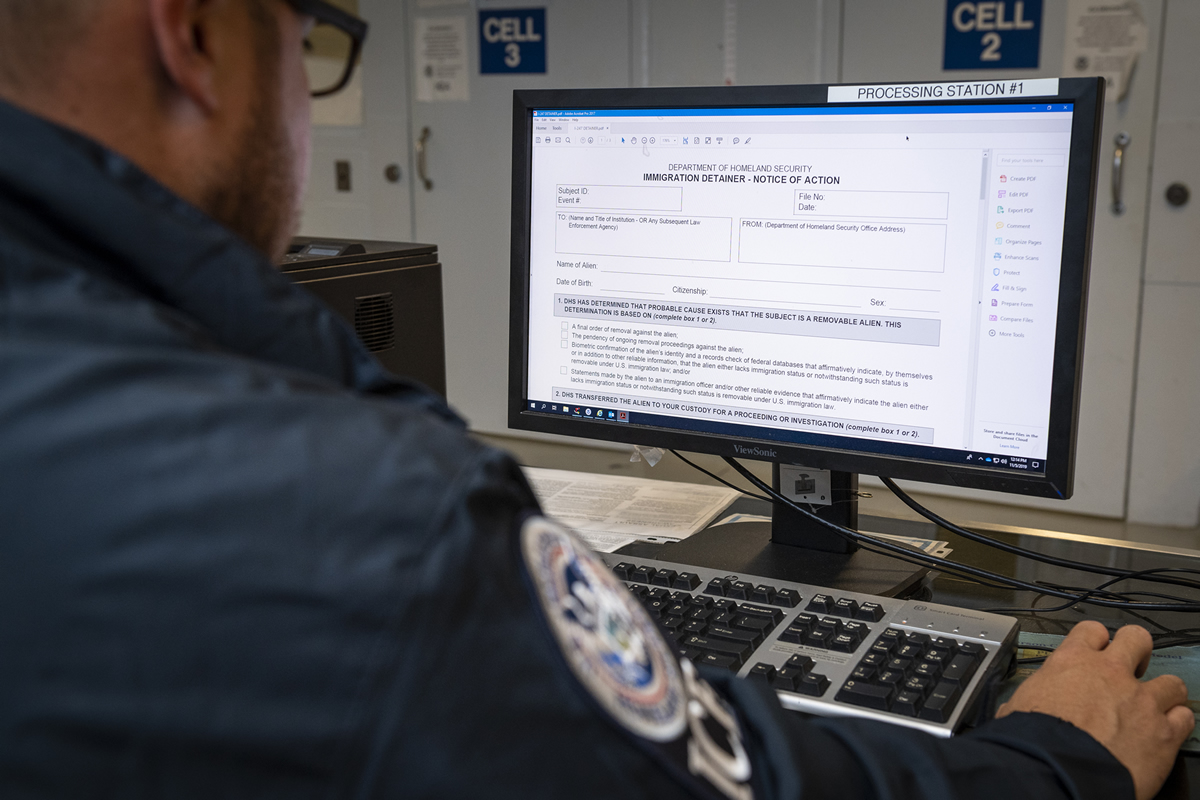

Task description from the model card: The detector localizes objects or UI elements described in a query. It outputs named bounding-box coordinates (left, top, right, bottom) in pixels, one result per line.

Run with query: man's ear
left=147, top=0, right=221, bottom=113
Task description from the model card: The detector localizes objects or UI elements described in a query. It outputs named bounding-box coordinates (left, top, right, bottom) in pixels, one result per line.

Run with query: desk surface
left=621, top=498, right=1200, bottom=799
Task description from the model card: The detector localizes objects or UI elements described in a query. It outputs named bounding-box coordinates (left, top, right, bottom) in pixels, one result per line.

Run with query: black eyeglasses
left=285, top=0, right=369, bottom=98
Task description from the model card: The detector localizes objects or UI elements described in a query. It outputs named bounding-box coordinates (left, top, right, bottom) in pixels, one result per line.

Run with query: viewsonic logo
left=732, top=443, right=778, bottom=459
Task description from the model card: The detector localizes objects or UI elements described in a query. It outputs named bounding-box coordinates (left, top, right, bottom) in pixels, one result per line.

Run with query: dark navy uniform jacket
left=0, top=98, right=1133, bottom=799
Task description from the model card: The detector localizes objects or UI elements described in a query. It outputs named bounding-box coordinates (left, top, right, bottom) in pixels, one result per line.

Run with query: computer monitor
left=509, top=79, right=1103, bottom=583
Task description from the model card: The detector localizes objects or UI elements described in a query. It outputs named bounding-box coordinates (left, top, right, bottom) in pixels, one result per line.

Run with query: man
left=0, top=1, right=1191, bottom=798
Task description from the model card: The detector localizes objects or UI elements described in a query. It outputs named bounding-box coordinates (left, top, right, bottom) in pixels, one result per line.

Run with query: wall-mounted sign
left=1062, top=0, right=1148, bottom=103
left=479, top=8, right=546, bottom=74
left=944, top=1, right=1043, bottom=70
left=415, top=16, right=470, bottom=102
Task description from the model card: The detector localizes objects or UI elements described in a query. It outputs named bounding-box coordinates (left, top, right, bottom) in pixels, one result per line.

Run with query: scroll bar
left=962, top=149, right=992, bottom=449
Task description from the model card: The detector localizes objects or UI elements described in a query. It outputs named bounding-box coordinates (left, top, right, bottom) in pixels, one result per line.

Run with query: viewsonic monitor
left=509, top=78, right=1103, bottom=584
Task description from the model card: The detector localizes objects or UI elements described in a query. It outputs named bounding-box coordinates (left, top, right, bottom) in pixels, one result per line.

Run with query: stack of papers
left=522, top=467, right=741, bottom=552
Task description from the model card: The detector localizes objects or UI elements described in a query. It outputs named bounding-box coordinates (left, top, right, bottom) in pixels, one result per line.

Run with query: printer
left=280, top=237, right=446, bottom=397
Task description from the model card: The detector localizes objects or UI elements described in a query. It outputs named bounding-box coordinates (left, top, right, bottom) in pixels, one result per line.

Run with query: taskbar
left=522, top=398, right=1047, bottom=475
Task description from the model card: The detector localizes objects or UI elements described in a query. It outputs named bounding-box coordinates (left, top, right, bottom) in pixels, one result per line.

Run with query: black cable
left=1025, top=566, right=1200, bottom=606
left=668, top=450, right=772, bottom=502
left=666, top=449, right=1200, bottom=615
left=720, top=456, right=1200, bottom=613
left=880, top=477, right=1200, bottom=593
left=667, top=450, right=1023, bottom=594
left=669, top=448, right=1019, bottom=593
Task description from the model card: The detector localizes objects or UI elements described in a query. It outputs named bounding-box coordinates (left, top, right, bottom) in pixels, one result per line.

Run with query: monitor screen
left=509, top=80, right=1102, bottom=499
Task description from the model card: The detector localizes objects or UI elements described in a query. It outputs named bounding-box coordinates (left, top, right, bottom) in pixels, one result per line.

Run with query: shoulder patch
left=520, top=515, right=688, bottom=742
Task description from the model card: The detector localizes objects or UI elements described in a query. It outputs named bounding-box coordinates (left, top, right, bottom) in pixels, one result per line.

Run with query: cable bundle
left=669, top=451, right=1200, bottom=624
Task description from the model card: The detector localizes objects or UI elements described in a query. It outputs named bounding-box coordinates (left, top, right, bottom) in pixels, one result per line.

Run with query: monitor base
left=639, top=520, right=930, bottom=598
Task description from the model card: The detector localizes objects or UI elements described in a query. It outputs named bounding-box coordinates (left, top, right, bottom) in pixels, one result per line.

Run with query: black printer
left=280, top=237, right=446, bottom=397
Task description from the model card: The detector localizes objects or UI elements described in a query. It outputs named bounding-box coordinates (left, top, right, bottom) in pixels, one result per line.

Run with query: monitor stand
left=645, top=467, right=929, bottom=598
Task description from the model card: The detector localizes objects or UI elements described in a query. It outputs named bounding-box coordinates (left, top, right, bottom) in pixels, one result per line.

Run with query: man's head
left=0, top=0, right=318, bottom=262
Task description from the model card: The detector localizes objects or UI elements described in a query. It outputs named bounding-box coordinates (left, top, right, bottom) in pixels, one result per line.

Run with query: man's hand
left=998, top=621, right=1193, bottom=800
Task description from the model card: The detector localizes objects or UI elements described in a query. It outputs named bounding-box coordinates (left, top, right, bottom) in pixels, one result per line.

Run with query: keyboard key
left=931, top=637, right=959, bottom=656
left=778, top=624, right=808, bottom=644
left=683, top=620, right=708, bottom=635
left=918, top=681, right=962, bottom=722
left=897, top=644, right=924, bottom=660
left=785, top=654, right=815, bottom=672
left=850, top=664, right=876, bottom=682
left=698, top=652, right=740, bottom=671
left=941, top=654, right=979, bottom=684
left=841, top=621, right=870, bottom=642
left=689, top=595, right=715, bottom=609
left=750, top=584, right=776, bottom=604
left=727, top=581, right=753, bottom=600
left=738, top=602, right=784, bottom=623
left=797, top=672, right=830, bottom=696
left=748, top=662, right=775, bottom=683
left=856, top=602, right=885, bottom=622
left=793, top=612, right=818, bottom=630
left=673, top=572, right=701, bottom=590
left=681, top=647, right=702, bottom=661
left=877, top=668, right=906, bottom=686
left=644, top=599, right=667, bottom=619
left=771, top=666, right=805, bottom=691
left=886, top=657, right=913, bottom=674
left=893, top=690, right=923, bottom=717
left=832, top=598, right=860, bottom=618
left=627, top=585, right=649, bottom=599
left=830, top=633, right=860, bottom=653
left=665, top=602, right=689, bottom=617
left=958, top=642, right=986, bottom=659
left=773, top=588, right=801, bottom=608
left=646, top=587, right=671, bottom=602
left=611, top=562, right=635, bottom=580
left=904, top=676, right=934, bottom=696
left=670, top=591, right=694, bottom=604
left=837, top=680, right=894, bottom=710
left=683, top=635, right=751, bottom=663
left=879, top=628, right=906, bottom=644
left=631, top=566, right=655, bottom=584
left=860, top=652, right=887, bottom=668
left=922, top=650, right=951, bottom=667
left=907, top=632, right=932, bottom=648
left=652, top=569, right=677, bottom=587
left=815, top=617, right=840, bottom=634
left=707, top=625, right=763, bottom=648
left=806, top=594, right=833, bottom=614
left=733, top=615, right=772, bottom=632
left=710, top=610, right=736, bottom=627
left=713, top=599, right=738, bottom=612
left=913, top=661, right=941, bottom=680
left=687, top=606, right=715, bottom=621
left=660, top=615, right=685, bottom=630
left=869, top=640, right=895, bottom=658
left=705, top=577, right=731, bottom=596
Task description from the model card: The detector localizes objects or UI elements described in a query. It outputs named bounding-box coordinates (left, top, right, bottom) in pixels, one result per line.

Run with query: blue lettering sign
left=479, top=9, right=546, bottom=74
left=944, top=1, right=1042, bottom=70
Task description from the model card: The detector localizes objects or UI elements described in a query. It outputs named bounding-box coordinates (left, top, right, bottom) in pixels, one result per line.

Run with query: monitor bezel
left=509, top=78, right=1103, bottom=500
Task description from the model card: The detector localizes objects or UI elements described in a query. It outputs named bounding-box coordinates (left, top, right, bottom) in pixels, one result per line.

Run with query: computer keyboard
left=602, top=553, right=1019, bottom=737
